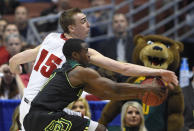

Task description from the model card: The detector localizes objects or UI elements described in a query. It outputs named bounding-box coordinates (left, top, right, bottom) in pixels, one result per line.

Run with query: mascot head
left=133, top=35, right=184, bottom=71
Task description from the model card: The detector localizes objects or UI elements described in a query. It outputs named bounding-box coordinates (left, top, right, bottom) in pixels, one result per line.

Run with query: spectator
left=0, top=18, right=8, bottom=41
left=0, top=19, right=8, bottom=65
left=0, top=24, right=20, bottom=66
left=38, top=0, right=71, bottom=33
left=88, top=0, right=109, bottom=37
left=182, top=67, right=194, bottom=131
left=68, top=97, right=91, bottom=118
left=95, top=13, right=134, bottom=83
left=0, top=64, right=23, bottom=99
left=5, top=34, right=23, bottom=58
left=10, top=106, right=21, bottom=131
left=14, top=6, right=29, bottom=41
left=41, top=0, right=71, bottom=16
left=99, top=13, right=134, bottom=63
left=121, top=101, right=147, bottom=131
left=0, top=0, right=20, bottom=15
left=3, top=23, right=20, bottom=45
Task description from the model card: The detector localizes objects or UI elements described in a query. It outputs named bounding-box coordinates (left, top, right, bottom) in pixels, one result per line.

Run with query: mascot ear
left=176, top=41, right=184, bottom=52
left=134, top=35, right=145, bottom=45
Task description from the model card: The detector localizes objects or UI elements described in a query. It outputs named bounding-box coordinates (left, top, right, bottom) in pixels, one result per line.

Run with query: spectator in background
left=38, top=0, right=71, bottom=33
left=0, top=18, right=8, bottom=42
left=0, top=0, right=20, bottom=15
left=182, top=67, right=194, bottom=131
left=5, top=34, right=23, bottom=58
left=121, top=101, right=147, bottom=131
left=68, top=97, right=91, bottom=118
left=95, top=13, right=134, bottom=83
left=99, top=13, right=134, bottom=63
left=0, top=64, right=23, bottom=99
left=41, top=0, right=71, bottom=16
left=0, top=19, right=8, bottom=65
left=3, top=23, right=20, bottom=45
left=88, top=0, right=109, bottom=37
left=10, top=106, right=21, bottom=131
left=0, top=24, right=20, bottom=66
left=14, top=6, right=29, bottom=41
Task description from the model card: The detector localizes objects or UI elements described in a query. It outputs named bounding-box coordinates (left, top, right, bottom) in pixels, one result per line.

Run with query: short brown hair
left=60, top=8, right=82, bottom=33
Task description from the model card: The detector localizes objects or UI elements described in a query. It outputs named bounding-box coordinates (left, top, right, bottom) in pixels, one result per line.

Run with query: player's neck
left=63, top=33, right=73, bottom=39
left=67, top=59, right=80, bottom=64
left=64, top=33, right=84, bottom=40
left=66, top=59, right=81, bottom=68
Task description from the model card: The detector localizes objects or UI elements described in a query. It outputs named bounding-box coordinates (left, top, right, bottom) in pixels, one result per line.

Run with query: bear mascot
left=98, top=34, right=184, bottom=131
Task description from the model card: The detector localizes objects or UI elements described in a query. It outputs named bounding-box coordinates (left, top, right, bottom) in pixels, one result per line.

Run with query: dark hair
left=63, top=38, right=85, bottom=59
left=0, top=78, right=19, bottom=99
left=112, top=13, right=128, bottom=22
left=60, top=8, right=82, bottom=33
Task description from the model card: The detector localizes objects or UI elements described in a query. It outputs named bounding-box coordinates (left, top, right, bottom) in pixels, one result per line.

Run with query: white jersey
left=23, top=33, right=67, bottom=101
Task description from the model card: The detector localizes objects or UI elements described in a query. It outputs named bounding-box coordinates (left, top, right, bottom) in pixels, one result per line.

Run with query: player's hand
left=141, top=78, right=167, bottom=98
left=159, top=69, right=178, bottom=90
left=150, top=78, right=167, bottom=98
left=9, top=64, right=22, bottom=74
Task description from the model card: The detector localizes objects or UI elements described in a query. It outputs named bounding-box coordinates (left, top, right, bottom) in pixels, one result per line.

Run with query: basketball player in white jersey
left=9, top=8, right=178, bottom=130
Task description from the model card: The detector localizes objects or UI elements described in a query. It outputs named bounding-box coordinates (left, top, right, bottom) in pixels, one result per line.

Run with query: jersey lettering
left=34, top=49, right=48, bottom=71
left=44, top=118, right=72, bottom=131
left=143, top=103, right=150, bottom=115
left=34, top=49, right=62, bottom=78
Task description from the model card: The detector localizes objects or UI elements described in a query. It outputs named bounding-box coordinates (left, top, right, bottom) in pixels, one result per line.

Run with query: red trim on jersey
left=60, top=34, right=68, bottom=41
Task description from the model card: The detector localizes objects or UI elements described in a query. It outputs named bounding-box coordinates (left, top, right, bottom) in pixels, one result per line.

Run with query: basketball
left=141, top=77, right=168, bottom=106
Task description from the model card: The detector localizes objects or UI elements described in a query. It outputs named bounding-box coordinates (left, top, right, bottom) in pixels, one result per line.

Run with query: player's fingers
left=172, top=76, right=178, bottom=86
left=167, top=83, right=174, bottom=90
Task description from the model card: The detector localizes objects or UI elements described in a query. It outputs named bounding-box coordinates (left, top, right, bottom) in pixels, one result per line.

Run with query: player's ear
left=72, top=52, right=79, bottom=60
left=68, top=25, right=75, bottom=33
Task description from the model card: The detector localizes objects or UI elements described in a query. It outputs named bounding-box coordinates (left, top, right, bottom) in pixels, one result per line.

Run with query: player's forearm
left=101, top=83, right=150, bottom=100
left=10, top=51, right=32, bottom=66
left=9, top=46, right=39, bottom=73
left=89, top=50, right=162, bottom=77
left=121, top=62, right=162, bottom=76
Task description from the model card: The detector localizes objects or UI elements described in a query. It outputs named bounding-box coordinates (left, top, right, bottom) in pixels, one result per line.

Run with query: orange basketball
left=141, top=77, right=168, bottom=106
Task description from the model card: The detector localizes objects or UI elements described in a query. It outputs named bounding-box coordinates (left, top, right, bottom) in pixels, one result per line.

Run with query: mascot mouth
left=148, top=56, right=166, bottom=66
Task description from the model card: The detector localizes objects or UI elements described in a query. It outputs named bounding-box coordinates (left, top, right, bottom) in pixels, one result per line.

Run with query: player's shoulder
left=41, top=32, right=62, bottom=45
left=46, top=32, right=61, bottom=39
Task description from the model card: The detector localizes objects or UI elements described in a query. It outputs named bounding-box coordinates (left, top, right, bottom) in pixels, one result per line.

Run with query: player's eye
left=81, top=18, right=86, bottom=24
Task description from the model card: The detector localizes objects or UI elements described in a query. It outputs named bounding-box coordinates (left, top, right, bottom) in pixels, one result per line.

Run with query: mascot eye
left=147, top=41, right=153, bottom=45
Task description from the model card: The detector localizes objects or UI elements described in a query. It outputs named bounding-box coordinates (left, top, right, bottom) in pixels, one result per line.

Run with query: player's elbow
left=9, top=56, right=15, bottom=66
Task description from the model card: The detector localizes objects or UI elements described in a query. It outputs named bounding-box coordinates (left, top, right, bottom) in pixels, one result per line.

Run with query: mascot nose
left=153, top=46, right=163, bottom=51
